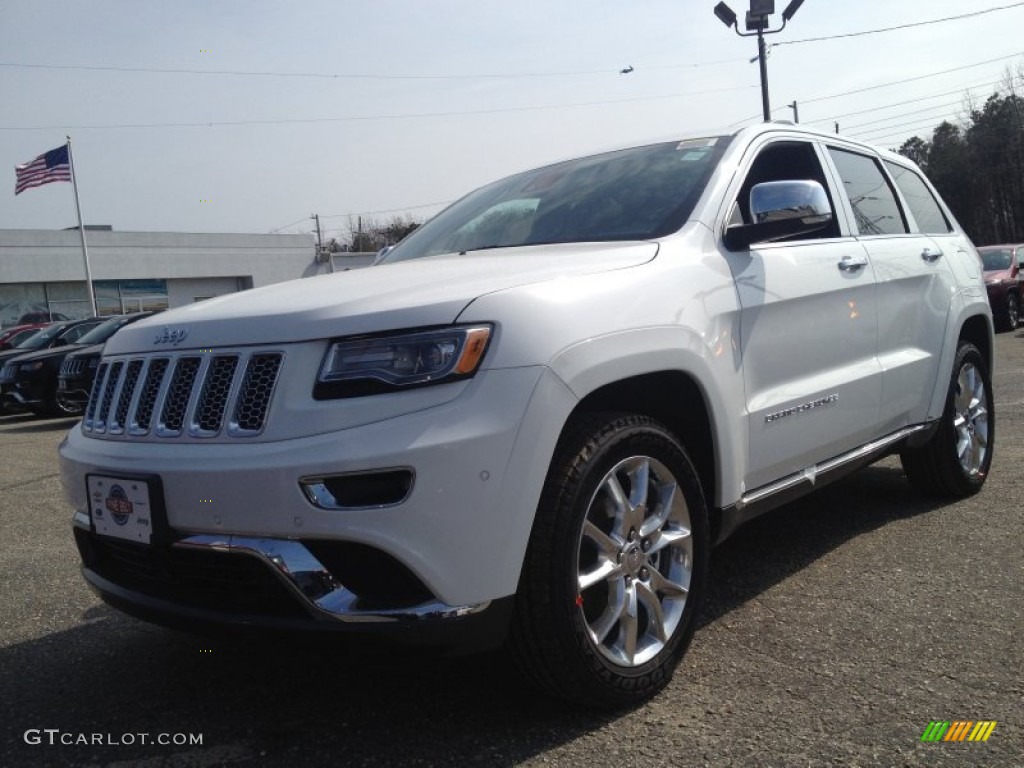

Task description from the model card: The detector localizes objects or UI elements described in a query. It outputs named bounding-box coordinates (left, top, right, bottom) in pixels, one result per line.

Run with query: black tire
left=509, top=413, right=708, bottom=709
left=900, top=341, right=994, bottom=497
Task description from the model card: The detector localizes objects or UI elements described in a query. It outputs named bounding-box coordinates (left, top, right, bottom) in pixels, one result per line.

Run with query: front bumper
left=57, top=375, right=91, bottom=411
left=1, top=377, right=46, bottom=411
left=61, top=366, right=575, bottom=631
left=72, top=524, right=514, bottom=648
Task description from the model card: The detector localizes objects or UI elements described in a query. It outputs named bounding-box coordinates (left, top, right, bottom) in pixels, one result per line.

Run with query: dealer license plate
left=87, top=475, right=154, bottom=544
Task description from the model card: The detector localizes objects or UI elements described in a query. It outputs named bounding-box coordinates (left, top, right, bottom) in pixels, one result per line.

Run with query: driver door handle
left=838, top=254, right=869, bottom=272
left=921, top=247, right=944, bottom=263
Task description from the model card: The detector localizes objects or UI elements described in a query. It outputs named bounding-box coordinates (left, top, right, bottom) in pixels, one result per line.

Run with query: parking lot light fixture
left=714, top=2, right=738, bottom=28
left=712, top=0, right=807, bottom=123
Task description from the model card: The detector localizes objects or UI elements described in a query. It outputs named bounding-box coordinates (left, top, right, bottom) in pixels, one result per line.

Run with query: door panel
left=864, top=234, right=956, bottom=430
left=724, top=238, right=882, bottom=491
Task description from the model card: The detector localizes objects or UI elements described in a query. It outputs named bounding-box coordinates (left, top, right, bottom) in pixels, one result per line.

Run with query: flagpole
left=65, top=136, right=98, bottom=317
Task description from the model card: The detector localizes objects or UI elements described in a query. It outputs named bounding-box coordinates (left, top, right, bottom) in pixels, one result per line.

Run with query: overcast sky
left=1, top=0, right=1022, bottom=239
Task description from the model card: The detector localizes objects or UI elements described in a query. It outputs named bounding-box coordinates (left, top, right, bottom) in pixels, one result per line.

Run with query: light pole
left=713, top=0, right=805, bottom=122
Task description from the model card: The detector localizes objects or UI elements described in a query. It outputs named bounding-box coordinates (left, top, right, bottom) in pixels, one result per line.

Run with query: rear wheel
left=901, top=341, right=993, bottom=497
left=1001, top=293, right=1020, bottom=332
left=509, top=413, right=708, bottom=709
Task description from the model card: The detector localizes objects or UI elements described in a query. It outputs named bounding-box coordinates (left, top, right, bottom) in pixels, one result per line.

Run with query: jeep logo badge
left=154, top=326, right=189, bottom=346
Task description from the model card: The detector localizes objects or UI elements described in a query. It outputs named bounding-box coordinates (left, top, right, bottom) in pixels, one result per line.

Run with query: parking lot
left=0, top=332, right=1020, bottom=768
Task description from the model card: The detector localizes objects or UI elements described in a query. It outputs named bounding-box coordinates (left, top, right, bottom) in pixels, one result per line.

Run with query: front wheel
left=509, top=413, right=708, bottom=709
left=901, top=341, right=994, bottom=497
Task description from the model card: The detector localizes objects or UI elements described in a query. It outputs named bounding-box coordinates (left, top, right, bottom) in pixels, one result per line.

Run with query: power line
left=0, top=85, right=758, bottom=131
left=842, top=100, right=975, bottom=131
left=0, top=56, right=750, bottom=81
left=851, top=115, right=964, bottom=142
left=806, top=78, right=1005, bottom=124
left=728, top=51, right=1024, bottom=127
left=774, top=1, right=1024, bottom=46
left=270, top=200, right=455, bottom=234
left=267, top=216, right=311, bottom=234
left=318, top=200, right=453, bottom=221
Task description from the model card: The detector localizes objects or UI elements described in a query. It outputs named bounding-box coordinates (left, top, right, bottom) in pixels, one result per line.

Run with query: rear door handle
left=921, top=248, right=944, bottom=263
left=838, top=254, right=869, bottom=272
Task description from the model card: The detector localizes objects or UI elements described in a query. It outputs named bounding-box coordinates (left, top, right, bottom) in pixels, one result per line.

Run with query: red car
left=979, top=244, right=1023, bottom=332
left=0, top=322, right=51, bottom=351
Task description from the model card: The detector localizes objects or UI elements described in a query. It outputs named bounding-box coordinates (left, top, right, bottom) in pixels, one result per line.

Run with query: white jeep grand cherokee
left=60, top=123, right=994, bottom=708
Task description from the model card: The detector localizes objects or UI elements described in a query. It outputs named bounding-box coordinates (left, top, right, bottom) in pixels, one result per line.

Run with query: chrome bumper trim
left=69, top=520, right=487, bottom=623
left=175, top=535, right=489, bottom=623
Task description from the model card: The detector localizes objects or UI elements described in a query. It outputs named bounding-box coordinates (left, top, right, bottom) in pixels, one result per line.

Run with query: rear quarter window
left=883, top=161, right=953, bottom=234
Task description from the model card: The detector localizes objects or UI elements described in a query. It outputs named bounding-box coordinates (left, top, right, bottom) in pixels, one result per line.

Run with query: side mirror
left=724, top=180, right=833, bottom=250
left=373, top=245, right=394, bottom=266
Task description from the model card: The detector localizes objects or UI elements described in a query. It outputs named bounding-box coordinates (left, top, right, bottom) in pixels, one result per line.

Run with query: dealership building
left=0, top=228, right=374, bottom=327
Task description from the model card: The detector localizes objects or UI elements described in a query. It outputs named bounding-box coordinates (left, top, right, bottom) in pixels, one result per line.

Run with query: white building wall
left=167, top=277, right=246, bottom=307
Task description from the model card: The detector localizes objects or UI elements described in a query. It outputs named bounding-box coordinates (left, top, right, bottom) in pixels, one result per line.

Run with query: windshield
left=15, top=323, right=64, bottom=350
left=980, top=249, right=1012, bottom=271
left=77, top=315, right=137, bottom=345
left=382, top=137, right=729, bottom=263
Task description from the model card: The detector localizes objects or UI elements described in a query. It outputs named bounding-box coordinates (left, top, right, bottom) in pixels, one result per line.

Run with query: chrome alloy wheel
left=576, top=456, right=692, bottom=667
left=954, top=362, right=990, bottom=477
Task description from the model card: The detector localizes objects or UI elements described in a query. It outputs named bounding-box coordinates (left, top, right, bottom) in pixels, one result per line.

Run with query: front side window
left=883, top=161, right=952, bottom=234
left=828, top=148, right=908, bottom=236
left=729, top=140, right=839, bottom=240
left=382, top=137, right=730, bottom=263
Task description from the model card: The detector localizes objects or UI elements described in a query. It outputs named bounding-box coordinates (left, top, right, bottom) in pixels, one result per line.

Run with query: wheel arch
left=959, top=312, right=994, bottom=373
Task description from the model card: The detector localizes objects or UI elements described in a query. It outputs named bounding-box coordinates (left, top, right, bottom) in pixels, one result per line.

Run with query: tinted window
left=77, top=315, right=136, bottom=345
left=828, top=149, right=908, bottom=236
left=61, top=322, right=101, bottom=343
left=884, top=162, right=952, bottom=234
left=979, top=249, right=1013, bottom=270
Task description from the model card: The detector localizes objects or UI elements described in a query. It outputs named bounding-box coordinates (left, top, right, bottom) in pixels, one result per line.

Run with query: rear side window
left=828, top=148, right=908, bottom=236
left=884, top=162, right=952, bottom=234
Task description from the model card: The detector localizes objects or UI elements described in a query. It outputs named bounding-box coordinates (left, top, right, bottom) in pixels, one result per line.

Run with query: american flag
left=15, top=144, right=71, bottom=195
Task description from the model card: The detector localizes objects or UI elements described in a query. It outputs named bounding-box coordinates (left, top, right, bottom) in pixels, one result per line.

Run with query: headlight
left=315, top=325, right=492, bottom=399
left=21, top=361, right=45, bottom=372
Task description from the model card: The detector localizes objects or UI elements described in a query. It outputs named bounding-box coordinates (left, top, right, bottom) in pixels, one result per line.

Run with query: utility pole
left=311, top=213, right=333, bottom=273
left=835, top=122, right=840, bottom=134
left=788, top=100, right=799, bottom=123
left=713, top=1, right=806, bottom=123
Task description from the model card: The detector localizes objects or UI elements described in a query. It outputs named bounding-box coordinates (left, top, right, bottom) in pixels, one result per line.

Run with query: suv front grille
left=61, top=357, right=87, bottom=377
left=83, top=350, right=283, bottom=440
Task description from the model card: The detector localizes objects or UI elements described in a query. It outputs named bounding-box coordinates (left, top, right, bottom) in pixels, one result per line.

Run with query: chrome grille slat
left=131, top=358, right=169, bottom=434
left=95, top=361, right=124, bottom=432
left=84, top=362, right=109, bottom=429
left=110, top=360, right=144, bottom=433
left=82, top=350, right=282, bottom=441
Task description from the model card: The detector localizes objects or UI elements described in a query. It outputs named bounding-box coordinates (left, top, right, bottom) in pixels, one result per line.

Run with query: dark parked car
left=979, top=244, right=1023, bottom=332
left=0, top=317, right=106, bottom=415
left=0, top=322, right=51, bottom=350
left=56, top=312, right=158, bottom=415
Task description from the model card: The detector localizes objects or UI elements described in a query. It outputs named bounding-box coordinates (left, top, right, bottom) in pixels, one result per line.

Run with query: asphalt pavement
left=1, top=332, right=1021, bottom=768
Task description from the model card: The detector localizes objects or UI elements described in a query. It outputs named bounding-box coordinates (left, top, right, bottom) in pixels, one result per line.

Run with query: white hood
left=106, top=242, right=658, bottom=353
